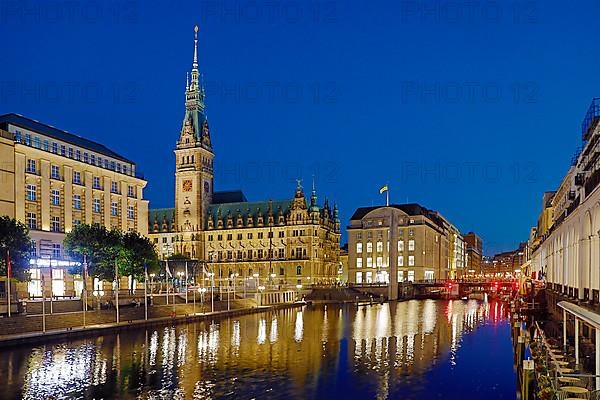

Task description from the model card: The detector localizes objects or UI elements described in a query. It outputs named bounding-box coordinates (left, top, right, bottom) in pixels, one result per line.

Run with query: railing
left=582, top=97, right=600, bottom=140
left=585, top=167, right=600, bottom=197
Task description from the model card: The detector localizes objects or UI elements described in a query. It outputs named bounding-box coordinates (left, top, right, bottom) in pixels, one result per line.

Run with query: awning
left=558, top=301, right=600, bottom=329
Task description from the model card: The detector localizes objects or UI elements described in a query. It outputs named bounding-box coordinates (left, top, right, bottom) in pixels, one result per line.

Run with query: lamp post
left=270, top=273, right=276, bottom=289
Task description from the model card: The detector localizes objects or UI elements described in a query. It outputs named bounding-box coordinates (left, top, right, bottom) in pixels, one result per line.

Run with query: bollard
left=516, top=336, right=525, bottom=368
left=521, top=359, right=535, bottom=400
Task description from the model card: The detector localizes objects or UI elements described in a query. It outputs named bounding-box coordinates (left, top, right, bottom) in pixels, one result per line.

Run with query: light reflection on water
left=0, top=299, right=515, bottom=399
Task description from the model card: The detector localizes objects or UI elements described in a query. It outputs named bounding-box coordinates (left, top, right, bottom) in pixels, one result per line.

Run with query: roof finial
left=193, top=25, right=199, bottom=69
left=186, top=72, right=189, bottom=90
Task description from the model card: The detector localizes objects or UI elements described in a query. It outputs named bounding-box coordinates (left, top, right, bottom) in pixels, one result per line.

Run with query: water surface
left=0, top=299, right=516, bottom=399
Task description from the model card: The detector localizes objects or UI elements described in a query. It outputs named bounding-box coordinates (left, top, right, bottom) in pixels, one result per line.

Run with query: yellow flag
left=379, top=185, right=388, bottom=194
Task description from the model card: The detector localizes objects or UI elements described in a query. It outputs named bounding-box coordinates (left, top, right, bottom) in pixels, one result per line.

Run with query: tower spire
left=193, top=25, right=199, bottom=69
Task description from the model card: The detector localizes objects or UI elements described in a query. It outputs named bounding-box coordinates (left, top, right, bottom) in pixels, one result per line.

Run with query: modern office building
left=464, top=232, right=483, bottom=274
left=0, top=114, right=148, bottom=298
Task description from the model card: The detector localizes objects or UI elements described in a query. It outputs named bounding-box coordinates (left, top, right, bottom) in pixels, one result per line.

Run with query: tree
left=0, top=216, right=33, bottom=281
left=121, top=231, right=159, bottom=293
left=64, top=224, right=123, bottom=281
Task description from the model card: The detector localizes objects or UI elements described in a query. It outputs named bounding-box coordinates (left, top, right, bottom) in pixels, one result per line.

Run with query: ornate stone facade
left=147, top=27, right=341, bottom=286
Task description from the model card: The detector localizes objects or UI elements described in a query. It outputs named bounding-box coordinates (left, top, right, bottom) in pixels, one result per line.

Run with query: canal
left=0, top=299, right=517, bottom=399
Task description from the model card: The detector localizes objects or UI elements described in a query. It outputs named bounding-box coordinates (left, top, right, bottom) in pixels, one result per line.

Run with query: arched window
left=296, top=265, right=302, bottom=275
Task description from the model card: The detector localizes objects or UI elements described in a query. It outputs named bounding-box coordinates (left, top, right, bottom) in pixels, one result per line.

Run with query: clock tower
left=174, top=25, right=214, bottom=259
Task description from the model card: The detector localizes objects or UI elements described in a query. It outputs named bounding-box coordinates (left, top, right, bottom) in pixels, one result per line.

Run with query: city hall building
left=0, top=114, right=148, bottom=298
left=147, top=27, right=341, bottom=286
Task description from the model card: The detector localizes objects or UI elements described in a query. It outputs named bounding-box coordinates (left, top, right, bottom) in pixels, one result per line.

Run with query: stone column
left=388, top=209, right=398, bottom=301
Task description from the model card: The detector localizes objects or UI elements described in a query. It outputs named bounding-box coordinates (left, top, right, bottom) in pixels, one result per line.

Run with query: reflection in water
left=0, top=300, right=516, bottom=399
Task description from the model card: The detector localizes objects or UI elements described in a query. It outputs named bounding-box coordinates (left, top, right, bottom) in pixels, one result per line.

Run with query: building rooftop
left=0, top=113, right=134, bottom=164
left=349, top=203, right=445, bottom=228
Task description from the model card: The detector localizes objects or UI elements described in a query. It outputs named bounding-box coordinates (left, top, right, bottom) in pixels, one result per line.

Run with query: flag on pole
left=6, top=250, right=11, bottom=318
left=379, top=185, right=389, bottom=194
left=165, top=259, right=172, bottom=278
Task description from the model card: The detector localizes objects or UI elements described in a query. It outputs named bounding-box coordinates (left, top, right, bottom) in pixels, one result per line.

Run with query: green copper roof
left=207, top=199, right=292, bottom=225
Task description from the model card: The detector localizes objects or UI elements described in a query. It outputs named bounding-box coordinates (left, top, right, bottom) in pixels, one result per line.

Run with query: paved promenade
left=0, top=298, right=299, bottom=348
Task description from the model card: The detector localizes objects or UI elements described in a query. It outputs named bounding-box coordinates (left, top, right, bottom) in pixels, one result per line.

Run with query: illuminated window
left=93, top=278, right=105, bottom=296
left=398, top=270, right=405, bottom=283
left=408, top=240, right=415, bottom=251
left=424, top=271, right=434, bottom=281
left=52, top=269, right=65, bottom=297
left=366, top=257, right=373, bottom=268
left=28, top=269, right=42, bottom=297
left=355, top=272, right=362, bottom=284
left=408, top=270, right=415, bottom=282
left=356, top=243, right=362, bottom=253
left=376, top=256, right=383, bottom=267
left=366, top=242, right=373, bottom=253
left=356, top=258, right=363, bottom=268
left=408, top=255, right=415, bottom=266
left=398, top=255, right=404, bottom=266
left=376, top=241, right=383, bottom=252
left=52, top=243, right=61, bottom=258
left=398, top=240, right=404, bottom=252
left=366, top=271, right=373, bottom=283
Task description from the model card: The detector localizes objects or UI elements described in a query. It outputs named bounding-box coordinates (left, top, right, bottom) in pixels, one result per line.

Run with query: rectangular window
left=73, top=171, right=81, bottom=185
left=356, top=258, right=363, bottom=268
left=376, top=241, right=383, bottom=252
left=27, top=213, right=37, bottom=230
left=227, top=234, right=232, bottom=241
left=258, top=249, right=264, bottom=259
left=398, top=271, right=405, bottom=283
left=51, top=189, right=60, bottom=206
left=408, top=240, right=415, bottom=251
left=278, top=248, right=285, bottom=258
left=355, top=272, right=362, bottom=284
left=104, top=159, right=109, bottom=169
left=407, top=270, right=415, bottom=282
left=111, top=181, right=118, bottom=193
left=68, top=148, right=73, bottom=158
left=28, top=268, right=42, bottom=297
left=42, top=139, right=49, bottom=151
left=110, top=161, right=115, bottom=170
left=127, top=205, right=134, bottom=219
left=366, top=242, right=373, bottom=253
left=409, top=229, right=414, bottom=236
left=26, top=159, right=36, bottom=173
left=398, top=240, right=404, bottom=252
left=51, top=165, right=60, bottom=179
left=258, top=232, right=264, bottom=239
left=14, top=131, right=21, bottom=143
left=208, top=235, right=213, bottom=241
left=356, top=232, right=362, bottom=240
left=278, top=231, right=285, bottom=238
left=52, top=142, right=58, bottom=153
left=92, top=198, right=101, bottom=213
left=111, top=202, right=118, bottom=216
left=60, top=145, right=66, bottom=156
left=90, top=154, right=95, bottom=165
left=24, top=134, right=31, bottom=145
left=356, top=243, right=363, bottom=253
left=398, top=255, right=404, bottom=266
left=128, top=185, right=135, bottom=197
left=424, top=271, right=434, bottom=281
left=26, top=184, right=36, bottom=201
left=75, top=149, right=81, bottom=160
left=376, top=256, right=383, bottom=267
left=33, top=137, right=40, bottom=148
left=366, top=271, right=373, bottom=283
left=247, top=233, right=253, bottom=239
left=51, top=216, right=61, bottom=232
left=73, top=194, right=81, bottom=210
left=93, top=176, right=101, bottom=189
left=237, top=233, right=242, bottom=240
left=83, top=152, right=88, bottom=163
left=73, top=219, right=81, bottom=226
left=366, top=257, right=373, bottom=268
left=408, top=255, right=415, bottom=266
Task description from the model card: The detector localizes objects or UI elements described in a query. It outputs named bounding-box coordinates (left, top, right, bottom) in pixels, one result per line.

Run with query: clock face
left=182, top=180, right=193, bottom=192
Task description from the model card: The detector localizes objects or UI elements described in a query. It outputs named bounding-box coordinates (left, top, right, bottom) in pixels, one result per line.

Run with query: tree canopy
left=0, top=216, right=33, bottom=280
left=64, top=224, right=158, bottom=282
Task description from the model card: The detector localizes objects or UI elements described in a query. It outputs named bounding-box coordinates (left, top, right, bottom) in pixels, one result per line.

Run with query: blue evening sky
left=2, top=0, right=600, bottom=253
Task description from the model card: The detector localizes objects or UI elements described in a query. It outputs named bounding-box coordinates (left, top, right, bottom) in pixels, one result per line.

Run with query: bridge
left=349, top=279, right=518, bottom=300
